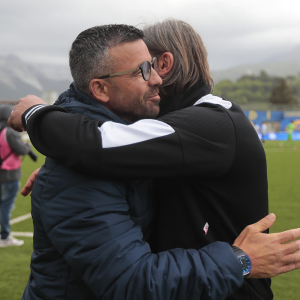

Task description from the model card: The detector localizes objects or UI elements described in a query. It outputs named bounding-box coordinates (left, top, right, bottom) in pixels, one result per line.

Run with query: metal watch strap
left=231, top=246, right=244, bottom=256
left=231, top=246, right=252, bottom=278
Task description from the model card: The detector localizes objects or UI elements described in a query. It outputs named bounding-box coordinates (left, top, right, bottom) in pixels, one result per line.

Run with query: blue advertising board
left=244, top=110, right=300, bottom=131
left=258, top=132, right=300, bottom=141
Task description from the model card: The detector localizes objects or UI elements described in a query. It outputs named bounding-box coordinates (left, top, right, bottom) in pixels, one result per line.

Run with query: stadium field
left=1, top=142, right=299, bottom=300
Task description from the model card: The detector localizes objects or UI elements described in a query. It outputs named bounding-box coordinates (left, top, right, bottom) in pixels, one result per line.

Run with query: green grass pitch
left=0, top=142, right=299, bottom=299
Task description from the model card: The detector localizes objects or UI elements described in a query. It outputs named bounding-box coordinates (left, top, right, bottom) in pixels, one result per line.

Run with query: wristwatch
left=231, top=246, right=252, bottom=278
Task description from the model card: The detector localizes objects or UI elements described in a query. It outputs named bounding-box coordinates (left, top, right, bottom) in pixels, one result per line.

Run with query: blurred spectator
left=283, top=120, right=297, bottom=149
left=261, top=122, right=267, bottom=143
left=253, top=123, right=260, bottom=135
left=0, top=105, right=37, bottom=247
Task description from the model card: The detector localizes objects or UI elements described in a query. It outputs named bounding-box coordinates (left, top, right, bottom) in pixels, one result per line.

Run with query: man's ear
left=89, top=79, right=110, bottom=103
left=158, top=52, right=174, bottom=76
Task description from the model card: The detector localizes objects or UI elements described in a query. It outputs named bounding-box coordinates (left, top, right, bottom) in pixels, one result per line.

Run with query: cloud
left=1, top=0, right=300, bottom=70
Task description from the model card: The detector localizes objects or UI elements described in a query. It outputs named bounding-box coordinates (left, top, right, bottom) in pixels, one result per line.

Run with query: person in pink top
left=0, top=105, right=37, bottom=247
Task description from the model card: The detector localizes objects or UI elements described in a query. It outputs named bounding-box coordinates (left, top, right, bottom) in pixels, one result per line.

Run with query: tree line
left=212, top=71, right=300, bottom=105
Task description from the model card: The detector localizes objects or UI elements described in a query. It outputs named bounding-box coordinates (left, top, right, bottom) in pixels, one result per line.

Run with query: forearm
left=24, top=105, right=234, bottom=179
left=48, top=211, right=242, bottom=299
left=131, top=242, right=243, bottom=300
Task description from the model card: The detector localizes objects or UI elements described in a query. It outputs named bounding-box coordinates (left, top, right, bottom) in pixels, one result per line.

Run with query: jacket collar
left=157, top=80, right=211, bottom=117
left=55, top=82, right=129, bottom=124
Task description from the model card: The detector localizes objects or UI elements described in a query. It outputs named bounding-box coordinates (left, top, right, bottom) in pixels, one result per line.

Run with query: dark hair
left=144, top=19, right=213, bottom=96
left=69, top=24, right=144, bottom=95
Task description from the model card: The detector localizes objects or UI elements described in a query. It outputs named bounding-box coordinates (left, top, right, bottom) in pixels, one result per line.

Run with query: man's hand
left=8, top=95, right=47, bottom=132
left=233, top=213, right=300, bottom=278
left=21, top=168, right=40, bottom=196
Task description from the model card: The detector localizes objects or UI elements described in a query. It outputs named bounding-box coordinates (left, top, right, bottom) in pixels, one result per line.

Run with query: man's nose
left=148, top=68, right=162, bottom=86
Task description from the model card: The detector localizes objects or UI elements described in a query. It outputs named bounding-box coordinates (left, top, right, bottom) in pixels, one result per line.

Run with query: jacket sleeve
left=38, top=164, right=243, bottom=300
left=6, top=127, right=31, bottom=155
left=23, top=104, right=236, bottom=179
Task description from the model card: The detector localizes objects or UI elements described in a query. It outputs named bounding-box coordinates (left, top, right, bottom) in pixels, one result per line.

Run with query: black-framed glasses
left=98, top=57, right=158, bottom=81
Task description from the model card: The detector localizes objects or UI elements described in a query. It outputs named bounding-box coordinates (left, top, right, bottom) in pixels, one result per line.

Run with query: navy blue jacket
left=22, top=83, right=243, bottom=300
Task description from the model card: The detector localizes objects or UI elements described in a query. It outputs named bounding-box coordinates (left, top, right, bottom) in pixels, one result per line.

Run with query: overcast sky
left=1, top=0, right=300, bottom=71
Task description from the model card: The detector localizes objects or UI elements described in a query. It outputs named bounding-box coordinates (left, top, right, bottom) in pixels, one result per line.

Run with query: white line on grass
left=10, top=213, right=32, bottom=225
left=11, top=231, right=33, bottom=237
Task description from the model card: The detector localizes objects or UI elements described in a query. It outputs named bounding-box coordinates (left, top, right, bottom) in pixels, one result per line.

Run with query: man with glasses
left=10, top=24, right=300, bottom=300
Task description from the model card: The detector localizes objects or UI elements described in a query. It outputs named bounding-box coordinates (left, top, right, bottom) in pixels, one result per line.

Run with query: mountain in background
left=211, top=45, right=300, bottom=83
left=1, top=46, right=300, bottom=101
left=0, top=55, right=72, bottom=101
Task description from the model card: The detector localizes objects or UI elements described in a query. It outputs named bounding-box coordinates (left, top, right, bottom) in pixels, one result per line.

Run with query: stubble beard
left=111, top=87, right=160, bottom=122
